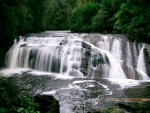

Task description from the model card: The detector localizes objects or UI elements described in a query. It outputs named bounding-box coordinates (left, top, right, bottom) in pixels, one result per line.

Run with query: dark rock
left=121, top=62, right=139, bottom=79
left=117, top=103, right=131, bottom=110
left=148, top=58, right=150, bottom=64
left=82, top=42, right=91, bottom=49
left=34, top=94, right=60, bottom=113
left=80, top=68, right=88, bottom=75
left=81, top=58, right=89, bottom=68
left=143, top=47, right=150, bottom=77
left=59, top=39, right=68, bottom=46
left=116, top=101, right=150, bottom=112
left=84, top=50, right=91, bottom=57
left=20, top=44, right=27, bottom=47
left=87, top=108, right=101, bottom=113
left=144, top=48, right=150, bottom=64
left=92, top=64, right=110, bottom=78
left=144, top=48, right=149, bottom=58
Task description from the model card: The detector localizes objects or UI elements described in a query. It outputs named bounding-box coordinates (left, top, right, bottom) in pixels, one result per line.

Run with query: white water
left=137, top=46, right=149, bottom=80
left=7, top=38, right=27, bottom=68
left=125, top=42, right=133, bottom=67
left=5, top=31, right=150, bottom=80
left=104, top=50, right=126, bottom=79
left=109, top=78, right=150, bottom=89
left=111, top=38, right=122, bottom=62
left=137, top=46, right=147, bottom=73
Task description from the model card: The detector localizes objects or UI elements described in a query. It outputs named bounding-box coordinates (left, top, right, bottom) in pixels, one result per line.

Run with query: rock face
left=121, top=62, right=140, bottom=79
left=34, top=95, right=60, bottom=113
left=82, top=41, right=91, bottom=49
left=80, top=41, right=110, bottom=77
left=80, top=42, right=92, bottom=76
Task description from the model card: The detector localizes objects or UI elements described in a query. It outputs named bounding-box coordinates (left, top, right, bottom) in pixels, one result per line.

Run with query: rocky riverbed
left=1, top=68, right=150, bottom=113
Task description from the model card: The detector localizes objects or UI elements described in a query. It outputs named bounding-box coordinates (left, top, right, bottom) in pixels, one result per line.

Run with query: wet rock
left=87, top=108, right=101, bottom=113
left=82, top=42, right=91, bottom=49
left=81, top=58, right=89, bottom=68
left=80, top=68, right=88, bottom=75
left=81, top=47, right=110, bottom=76
left=34, top=94, right=60, bottom=113
left=117, top=102, right=150, bottom=112
left=148, top=57, right=150, bottom=64
left=121, top=62, right=139, bottom=79
left=144, top=48, right=150, bottom=64
left=93, top=64, right=110, bottom=78
left=144, top=48, right=149, bottom=58
left=60, top=39, right=68, bottom=45
left=81, top=49, right=91, bottom=69
left=117, top=103, right=131, bottom=109
left=143, top=48, right=150, bottom=77
left=84, top=50, right=91, bottom=57
left=107, top=98, right=150, bottom=113
left=20, top=44, right=27, bottom=47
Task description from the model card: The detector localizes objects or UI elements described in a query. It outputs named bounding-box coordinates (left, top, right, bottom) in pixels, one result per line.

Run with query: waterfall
left=103, top=50, right=126, bottom=79
left=125, top=42, right=132, bottom=67
left=5, top=31, right=150, bottom=80
left=137, top=46, right=149, bottom=80
left=111, top=38, right=122, bottom=62
left=7, top=38, right=27, bottom=68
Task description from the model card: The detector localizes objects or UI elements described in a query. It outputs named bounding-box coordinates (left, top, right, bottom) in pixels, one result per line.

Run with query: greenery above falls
left=0, top=0, right=150, bottom=67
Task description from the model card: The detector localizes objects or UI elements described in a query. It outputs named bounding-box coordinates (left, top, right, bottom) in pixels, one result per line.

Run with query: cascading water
left=93, top=34, right=150, bottom=80
left=111, top=38, right=122, bottom=61
left=5, top=31, right=150, bottom=80
left=137, top=46, right=149, bottom=80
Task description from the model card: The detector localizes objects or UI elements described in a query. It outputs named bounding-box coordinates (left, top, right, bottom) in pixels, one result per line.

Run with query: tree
left=92, top=9, right=110, bottom=32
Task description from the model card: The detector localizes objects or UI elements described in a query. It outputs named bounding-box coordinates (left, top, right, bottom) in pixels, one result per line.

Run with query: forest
left=0, top=0, right=150, bottom=67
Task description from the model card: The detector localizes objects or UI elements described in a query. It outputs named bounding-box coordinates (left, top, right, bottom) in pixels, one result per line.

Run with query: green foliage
left=70, top=0, right=150, bottom=43
left=0, top=77, right=39, bottom=113
left=70, top=2, right=100, bottom=32
left=92, top=9, right=110, bottom=32
left=15, top=1, right=34, bottom=35
left=113, top=2, right=150, bottom=42
left=0, top=0, right=52, bottom=67
left=46, top=0, right=76, bottom=30
left=0, top=87, right=38, bottom=113
left=82, top=3, right=100, bottom=23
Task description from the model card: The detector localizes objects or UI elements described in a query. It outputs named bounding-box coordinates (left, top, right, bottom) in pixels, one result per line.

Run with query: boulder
left=82, top=42, right=91, bottom=49
left=34, top=94, right=60, bottom=113
left=80, top=68, right=88, bottom=75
